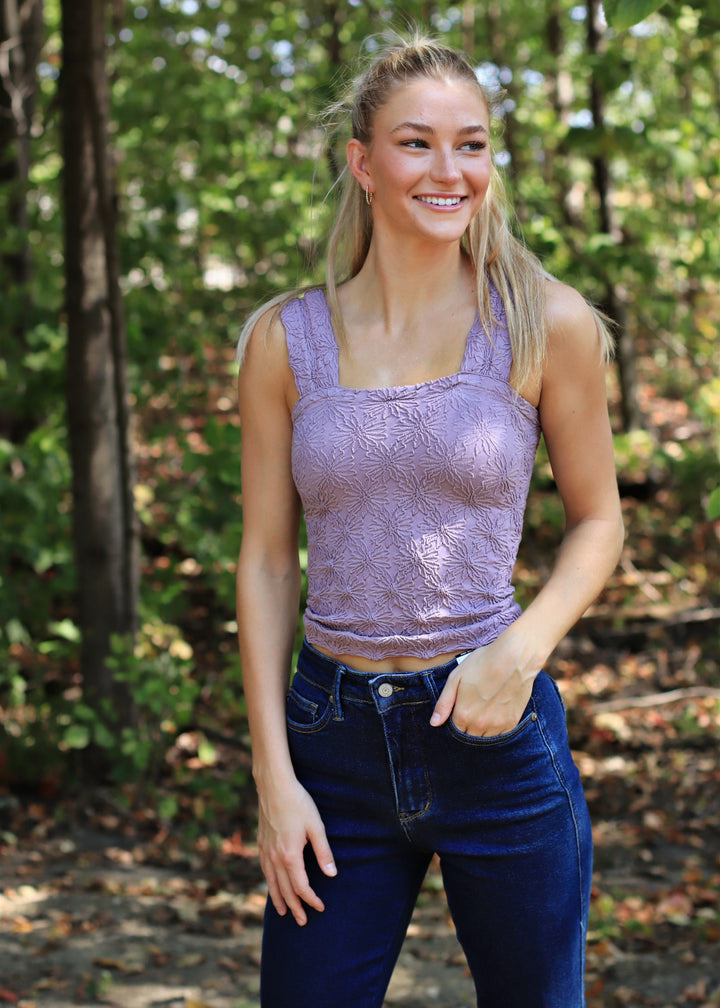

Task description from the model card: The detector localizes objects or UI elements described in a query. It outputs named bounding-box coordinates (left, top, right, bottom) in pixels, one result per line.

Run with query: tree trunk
left=587, top=0, right=641, bottom=431
left=60, top=0, right=138, bottom=725
left=0, top=0, right=44, bottom=440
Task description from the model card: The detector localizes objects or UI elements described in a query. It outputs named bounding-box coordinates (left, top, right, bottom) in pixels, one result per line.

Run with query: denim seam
left=296, top=668, right=375, bottom=704
left=332, top=666, right=344, bottom=720
left=286, top=678, right=334, bottom=734
left=379, top=722, right=434, bottom=829
left=446, top=709, right=537, bottom=746
left=534, top=709, right=589, bottom=975
left=286, top=706, right=334, bottom=734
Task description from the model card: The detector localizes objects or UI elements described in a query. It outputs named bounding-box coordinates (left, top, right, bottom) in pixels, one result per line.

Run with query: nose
left=430, top=146, right=462, bottom=184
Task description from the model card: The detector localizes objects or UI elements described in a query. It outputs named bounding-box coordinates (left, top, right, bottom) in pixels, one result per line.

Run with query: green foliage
left=3, top=0, right=719, bottom=808
left=0, top=619, right=202, bottom=793
left=603, top=0, right=664, bottom=31
left=89, top=627, right=200, bottom=782
left=696, top=378, right=720, bottom=520
left=174, top=413, right=243, bottom=612
left=0, top=410, right=74, bottom=654
left=707, top=489, right=720, bottom=522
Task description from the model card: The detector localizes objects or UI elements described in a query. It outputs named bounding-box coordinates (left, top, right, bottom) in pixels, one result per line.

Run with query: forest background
left=0, top=0, right=719, bottom=1005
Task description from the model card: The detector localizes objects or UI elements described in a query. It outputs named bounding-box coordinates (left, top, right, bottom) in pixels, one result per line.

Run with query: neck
left=344, top=238, right=475, bottom=331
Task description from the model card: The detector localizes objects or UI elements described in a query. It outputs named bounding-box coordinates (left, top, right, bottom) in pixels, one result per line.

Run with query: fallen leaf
left=217, top=956, right=242, bottom=973
left=172, top=897, right=200, bottom=924
left=91, top=956, right=143, bottom=974
left=177, top=952, right=205, bottom=968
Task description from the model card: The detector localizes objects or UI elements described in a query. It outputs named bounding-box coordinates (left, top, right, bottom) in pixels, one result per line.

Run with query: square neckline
left=316, top=288, right=479, bottom=394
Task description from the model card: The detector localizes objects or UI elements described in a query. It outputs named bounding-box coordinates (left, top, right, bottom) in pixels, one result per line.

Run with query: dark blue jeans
left=260, top=640, right=592, bottom=1007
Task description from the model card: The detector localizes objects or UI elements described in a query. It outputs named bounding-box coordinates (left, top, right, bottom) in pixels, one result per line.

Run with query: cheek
left=382, top=154, right=419, bottom=183
left=473, top=162, right=492, bottom=194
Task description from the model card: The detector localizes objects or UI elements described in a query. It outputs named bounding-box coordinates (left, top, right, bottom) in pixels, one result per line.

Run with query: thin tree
left=586, top=0, right=640, bottom=431
left=0, top=0, right=44, bottom=440
left=60, top=0, right=137, bottom=727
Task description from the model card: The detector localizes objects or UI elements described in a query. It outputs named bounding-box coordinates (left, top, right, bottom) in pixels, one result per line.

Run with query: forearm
left=236, top=554, right=302, bottom=787
left=509, top=511, right=624, bottom=677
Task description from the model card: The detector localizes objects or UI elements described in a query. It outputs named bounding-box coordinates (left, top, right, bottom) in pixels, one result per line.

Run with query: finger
left=430, top=672, right=459, bottom=726
left=275, top=849, right=326, bottom=923
left=277, top=870, right=310, bottom=926
left=270, top=857, right=315, bottom=925
left=307, top=820, right=337, bottom=879
left=264, top=866, right=289, bottom=918
left=288, top=853, right=328, bottom=914
left=259, top=849, right=288, bottom=917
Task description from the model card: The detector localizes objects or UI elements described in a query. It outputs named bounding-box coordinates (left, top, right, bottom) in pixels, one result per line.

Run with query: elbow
left=598, top=498, right=625, bottom=573
left=236, top=543, right=301, bottom=591
left=613, top=508, right=626, bottom=566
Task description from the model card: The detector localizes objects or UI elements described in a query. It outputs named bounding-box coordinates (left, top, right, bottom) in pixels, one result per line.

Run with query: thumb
left=430, top=673, right=459, bottom=727
left=307, top=819, right=337, bottom=878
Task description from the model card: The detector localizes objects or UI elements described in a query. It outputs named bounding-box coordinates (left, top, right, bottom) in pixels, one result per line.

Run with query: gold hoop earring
left=365, top=186, right=374, bottom=206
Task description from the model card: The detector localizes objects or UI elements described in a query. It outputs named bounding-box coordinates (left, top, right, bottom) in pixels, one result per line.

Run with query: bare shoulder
left=241, top=301, right=289, bottom=372
left=539, top=279, right=611, bottom=422
left=544, top=280, right=599, bottom=347
left=238, top=297, right=297, bottom=408
left=542, top=279, right=610, bottom=382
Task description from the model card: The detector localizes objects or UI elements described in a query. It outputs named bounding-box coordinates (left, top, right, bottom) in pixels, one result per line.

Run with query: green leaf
left=73, top=703, right=97, bottom=722
left=92, top=722, right=116, bottom=749
left=48, top=618, right=81, bottom=642
left=197, top=738, right=217, bottom=766
left=158, top=794, right=178, bottom=820
left=603, top=0, right=663, bottom=31
left=706, top=486, right=720, bottom=520
left=63, top=724, right=90, bottom=750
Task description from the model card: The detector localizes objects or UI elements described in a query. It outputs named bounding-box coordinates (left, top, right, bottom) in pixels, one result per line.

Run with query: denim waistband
left=297, top=638, right=462, bottom=709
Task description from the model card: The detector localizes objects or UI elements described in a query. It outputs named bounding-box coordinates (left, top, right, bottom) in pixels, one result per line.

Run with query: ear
left=346, top=138, right=371, bottom=188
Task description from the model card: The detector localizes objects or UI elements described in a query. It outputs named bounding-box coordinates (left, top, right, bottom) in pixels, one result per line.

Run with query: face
left=348, top=76, right=492, bottom=247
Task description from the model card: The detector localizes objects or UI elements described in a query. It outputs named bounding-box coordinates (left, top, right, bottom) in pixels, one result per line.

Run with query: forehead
left=376, top=76, right=489, bottom=128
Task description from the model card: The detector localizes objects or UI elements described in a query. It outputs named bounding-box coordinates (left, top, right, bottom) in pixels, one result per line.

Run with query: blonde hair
left=238, top=31, right=613, bottom=386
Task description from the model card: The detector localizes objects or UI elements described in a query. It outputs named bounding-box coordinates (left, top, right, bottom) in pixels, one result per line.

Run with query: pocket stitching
left=447, top=709, right=537, bottom=747
left=286, top=684, right=333, bottom=734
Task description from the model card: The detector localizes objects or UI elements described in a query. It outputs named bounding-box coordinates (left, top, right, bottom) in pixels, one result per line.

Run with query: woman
left=236, top=32, right=624, bottom=1008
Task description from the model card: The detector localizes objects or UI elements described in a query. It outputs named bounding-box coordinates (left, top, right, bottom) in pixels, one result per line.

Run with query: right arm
left=236, top=307, right=336, bottom=927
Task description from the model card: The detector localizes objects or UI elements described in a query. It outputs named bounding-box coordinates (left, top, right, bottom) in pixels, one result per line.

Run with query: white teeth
left=418, top=195, right=462, bottom=206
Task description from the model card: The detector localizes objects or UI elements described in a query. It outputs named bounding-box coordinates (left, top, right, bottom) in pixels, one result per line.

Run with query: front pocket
left=448, top=708, right=537, bottom=747
left=286, top=673, right=333, bottom=734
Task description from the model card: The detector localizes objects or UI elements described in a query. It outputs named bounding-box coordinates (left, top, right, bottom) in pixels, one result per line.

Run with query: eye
left=460, top=140, right=487, bottom=152
left=400, top=138, right=429, bottom=149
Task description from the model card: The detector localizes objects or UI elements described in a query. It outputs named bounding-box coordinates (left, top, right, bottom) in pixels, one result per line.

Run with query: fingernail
left=326, top=861, right=337, bottom=876
left=430, top=712, right=442, bottom=726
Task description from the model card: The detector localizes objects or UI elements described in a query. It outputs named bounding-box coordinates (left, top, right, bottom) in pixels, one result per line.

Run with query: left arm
left=431, top=282, right=625, bottom=735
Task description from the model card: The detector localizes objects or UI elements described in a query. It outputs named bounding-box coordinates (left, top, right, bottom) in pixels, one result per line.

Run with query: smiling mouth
left=415, top=195, right=465, bottom=207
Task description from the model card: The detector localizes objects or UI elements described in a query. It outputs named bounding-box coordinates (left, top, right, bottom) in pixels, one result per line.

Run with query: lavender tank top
left=282, top=285, right=540, bottom=660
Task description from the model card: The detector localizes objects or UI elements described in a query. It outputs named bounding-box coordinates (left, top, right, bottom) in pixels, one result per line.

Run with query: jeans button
left=378, top=683, right=393, bottom=698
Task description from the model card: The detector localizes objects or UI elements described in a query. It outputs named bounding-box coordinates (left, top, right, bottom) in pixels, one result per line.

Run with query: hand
left=430, top=632, right=537, bottom=737
left=256, top=776, right=337, bottom=926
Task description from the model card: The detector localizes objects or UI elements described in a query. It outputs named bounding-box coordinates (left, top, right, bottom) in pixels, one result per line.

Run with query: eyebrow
left=390, top=121, right=488, bottom=136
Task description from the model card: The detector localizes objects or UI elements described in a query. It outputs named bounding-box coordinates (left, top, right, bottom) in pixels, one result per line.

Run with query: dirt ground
left=0, top=772, right=718, bottom=1007
left=2, top=622, right=719, bottom=1007
left=0, top=827, right=477, bottom=1008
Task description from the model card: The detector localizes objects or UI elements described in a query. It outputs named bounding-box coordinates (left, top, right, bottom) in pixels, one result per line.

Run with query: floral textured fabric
left=282, top=286, right=540, bottom=660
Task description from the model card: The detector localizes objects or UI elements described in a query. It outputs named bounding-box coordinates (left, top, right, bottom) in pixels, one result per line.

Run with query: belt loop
left=332, top=665, right=344, bottom=721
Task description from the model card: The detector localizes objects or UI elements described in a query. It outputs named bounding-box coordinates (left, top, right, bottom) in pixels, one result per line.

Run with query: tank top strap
left=281, top=288, right=337, bottom=397
left=462, top=280, right=514, bottom=382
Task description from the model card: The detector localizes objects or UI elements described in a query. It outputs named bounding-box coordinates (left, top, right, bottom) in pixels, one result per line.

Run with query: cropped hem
left=302, top=604, right=521, bottom=662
